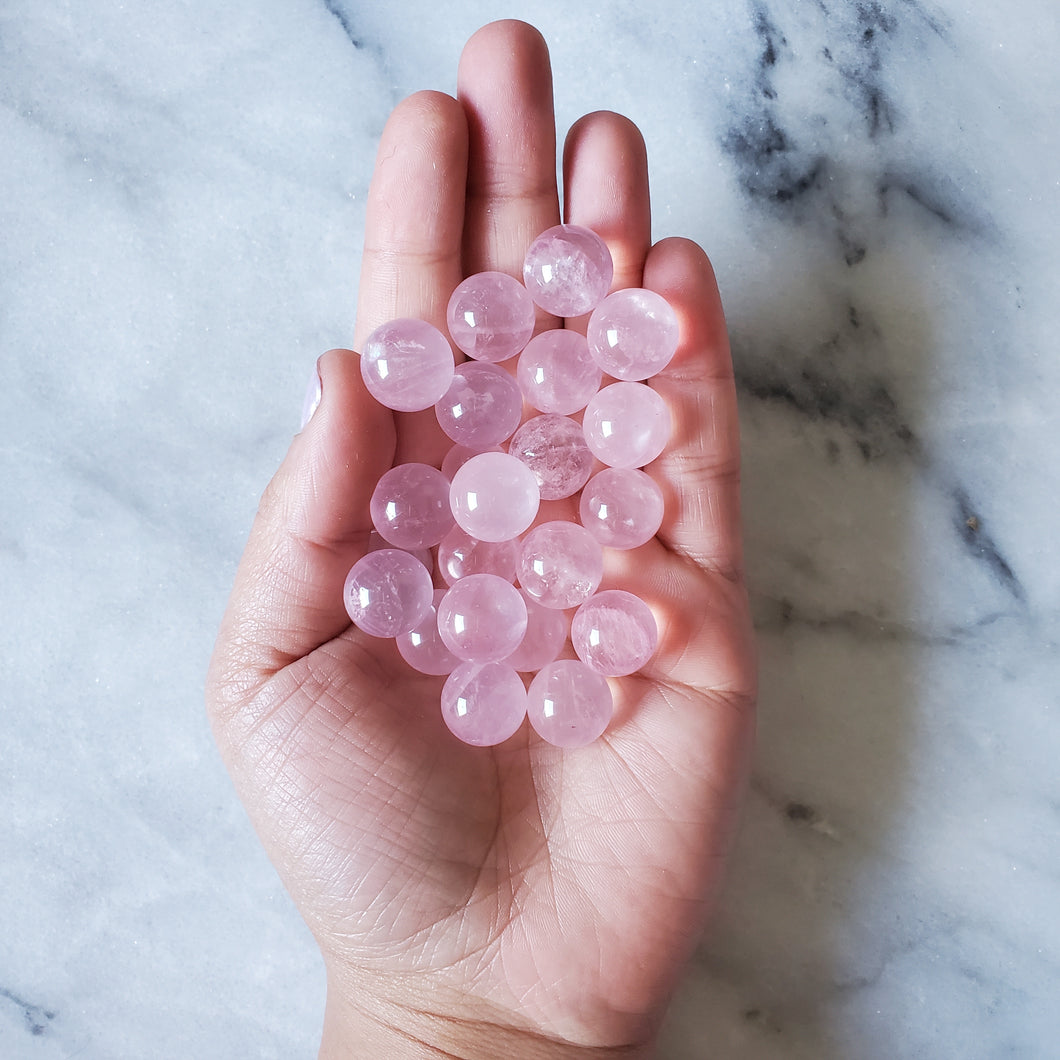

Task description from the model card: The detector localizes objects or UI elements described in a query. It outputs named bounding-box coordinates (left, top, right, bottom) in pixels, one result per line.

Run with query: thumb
left=208, top=348, right=395, bottom=717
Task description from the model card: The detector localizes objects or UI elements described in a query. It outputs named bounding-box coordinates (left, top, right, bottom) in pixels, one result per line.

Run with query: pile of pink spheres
left=343, top=224, right=678, bottom=749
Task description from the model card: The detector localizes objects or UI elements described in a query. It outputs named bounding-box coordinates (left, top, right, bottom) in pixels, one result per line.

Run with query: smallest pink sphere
left=447, top=272, right=536, bottom=362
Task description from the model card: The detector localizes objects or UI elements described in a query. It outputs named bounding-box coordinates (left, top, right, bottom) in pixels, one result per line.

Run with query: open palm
left=207, top=20, right=755, bottom=1057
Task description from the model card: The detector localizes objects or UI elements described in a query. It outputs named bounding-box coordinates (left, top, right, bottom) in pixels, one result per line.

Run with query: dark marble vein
left=321, top=0, right=364, bottom=50
left=952, top=489, right=1026, bottom=602
left=0, top=986, right=56, bottom=1036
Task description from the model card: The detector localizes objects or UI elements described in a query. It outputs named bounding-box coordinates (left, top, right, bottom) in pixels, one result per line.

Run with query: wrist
left=318, top=973, right=653, bottom=1060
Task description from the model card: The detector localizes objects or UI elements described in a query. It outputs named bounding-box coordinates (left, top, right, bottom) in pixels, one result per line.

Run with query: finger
left=644, top=237, right=744, bottom=580
left=354, top=90, right=468, bottom=466
left=207, top=348, right=394, bottom=724
left=457, top=21, right=561, bottom=296
left=563, top=110, right=652, bottom=301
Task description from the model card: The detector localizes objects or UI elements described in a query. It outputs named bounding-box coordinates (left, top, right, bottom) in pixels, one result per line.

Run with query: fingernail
left=299, top=359, right=323, bottom=431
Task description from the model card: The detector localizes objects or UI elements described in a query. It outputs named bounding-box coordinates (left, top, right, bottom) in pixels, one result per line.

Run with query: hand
left=207, top=20, right=755, bottom=1059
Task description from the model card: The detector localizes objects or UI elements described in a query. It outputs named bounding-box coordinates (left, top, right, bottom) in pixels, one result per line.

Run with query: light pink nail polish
left=299, top=360, right=322, bottom=430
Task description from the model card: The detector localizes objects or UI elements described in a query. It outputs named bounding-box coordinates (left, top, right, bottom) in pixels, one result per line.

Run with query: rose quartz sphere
left=446, top=271, right=536, bottom=363
left=582, top=382, right=671, bottom=468
left=527, top=660, right=614, bottom=748
left=508, top=414, right=594, bottom=501
left=579, top=467, right=665, bottom=550
left=437, top=573, right=528, bottom=663
left=360, top=318, right=455, bottom=412
left=504, top=592, right=569, bottom=672
left=518, top=521, right=604, bottom=610
left=441, top=662, right=528, bottom=746
left=396, top=589, right=460, bottom=676
left=343, top=549, right=433, bottom=638
left=522, top=224, right=614, bottom=318
left=437, top=526, right=519, bottom=586
left=370, top=462, right=454, bottom=550
left=586, top=288, right=680, bottom=381
left=435, top=362, right=523, bottom=449
left=571, top=590, right=659, bottom=677
left=450, top=452, right=540, bottom=542
left=517, top=329, right=602, bottom=415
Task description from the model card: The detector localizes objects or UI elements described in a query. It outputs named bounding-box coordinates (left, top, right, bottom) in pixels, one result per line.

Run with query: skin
left=206, top=20, right=756, bottom=1060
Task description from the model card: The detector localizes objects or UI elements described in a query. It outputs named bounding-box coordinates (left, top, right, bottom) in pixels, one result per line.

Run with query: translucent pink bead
left=437, top=526, right=519, bottom=586
left=441, top=662, right=528, bottom=746
left=437, top=574, right=528, bottom=663
left=527, top=660, right=613, bottom=748
left=518, top=521, right=603, bottom=609
left=504, top=592, right=568, bottom=672
left=571, top=590, right=658, bottom=677
left=367, top=531, right=432, bottom=573
left=370, top=462, right=454, bottom=550
left=517, top=329, right=602, bottom=415
left=343, top=549, right=433, bottom=638
left=435, top=362, right=523, bottom=449
left=522, top=224, right=614, bottom=318
left=583, top=382, right=671, bottom=468
left=441, top=444, right=502, bottom=480
left=446, top=272, right=536, bottom=363
left=508, top=414, right=594, bottom=501
left=360, top=319, right=455, bottom=412
left=450, top=452, right=540, bottom=542
left=579, top=468, right=665, bottom=550
left=586, top=288, right=680, bottom=381
left=396, top=589, right=460, bottom=676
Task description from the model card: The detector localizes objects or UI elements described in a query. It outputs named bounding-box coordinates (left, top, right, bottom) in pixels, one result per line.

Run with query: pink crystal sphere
left=583, top=382, right=671, bottom=468
left=579, top=468, right=665, bottom=550
left=527, top=660, right=613, bottom=748
left=360, top=318, right=455, bottom=412
left=504, top=592, right=568, bottom=672
left=450, top=452, right=540, bottom=542
left=522, top=224, right=614, bottom=318
left=518, top=521, right=604, bottom=609
left=343, top=549, right=433, bottom=638
left=571, top=590, right=658, bottom=677
left=586, top=288, right=680, bottom=381
left=446, top=272, right=536, bottom=363
left=435, top=362, right=523, bottom=449
left=370, top=462, right=454, bottom=550
left=517, top=329, right=602, bottom=415
left=437, top=573, right=528, bottom=663
left=441, top=662, right=528, bottom=746
left=396, top=589, right=460, bottom=676
left=437, top=526, right=519, bottom=586
left=508, top=414, right=594, bottom=501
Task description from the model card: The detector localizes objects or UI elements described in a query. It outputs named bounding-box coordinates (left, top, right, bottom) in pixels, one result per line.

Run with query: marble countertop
left=2, top=1, right=1058, bottom=1056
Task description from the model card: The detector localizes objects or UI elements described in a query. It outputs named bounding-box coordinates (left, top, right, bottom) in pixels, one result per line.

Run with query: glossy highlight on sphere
left=370, top=463, right=454, bottom=550
left=441, top=662, right=528, bottom=746
left=447, top=272, right=536, bottom=363
left=522, top=224, right=614, bottom=317
left=517, top=329, right=601, bottom=415
left=583, top=382, right=671, bottom=468
left=517, top=521, right=604, bottom=610
left=437, top=574, right=528, bottom=663
left=507, top=414, right=594, bottom=501
left=343, top=549, right=433, bottom=638
left=360, top=318, right=454, bottom=412
left=449, top=452, right=540, bottom=542
left=587, top=288, right=680, bottom=381
left=396, top=589, right=460, bottom=676
left=435, top=361, right=523, bottom=449
left=579, top=467, right=665, bottom=550
left=527, top=660, right=613, bottom=748
left=571, top=590, right=658, bottom=677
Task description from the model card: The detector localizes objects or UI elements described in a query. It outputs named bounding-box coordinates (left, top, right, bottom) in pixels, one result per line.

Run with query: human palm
left=207, top=20, right=755, bottom=1057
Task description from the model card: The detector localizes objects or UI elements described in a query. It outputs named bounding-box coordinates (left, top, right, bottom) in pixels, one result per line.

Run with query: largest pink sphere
left=360, top=318, right=455, bottom=412
left=449, top=452, right=540, bottom=543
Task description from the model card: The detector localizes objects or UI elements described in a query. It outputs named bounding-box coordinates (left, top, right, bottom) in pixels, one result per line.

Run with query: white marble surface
left=2, top=1, right=1058, bottom=1056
